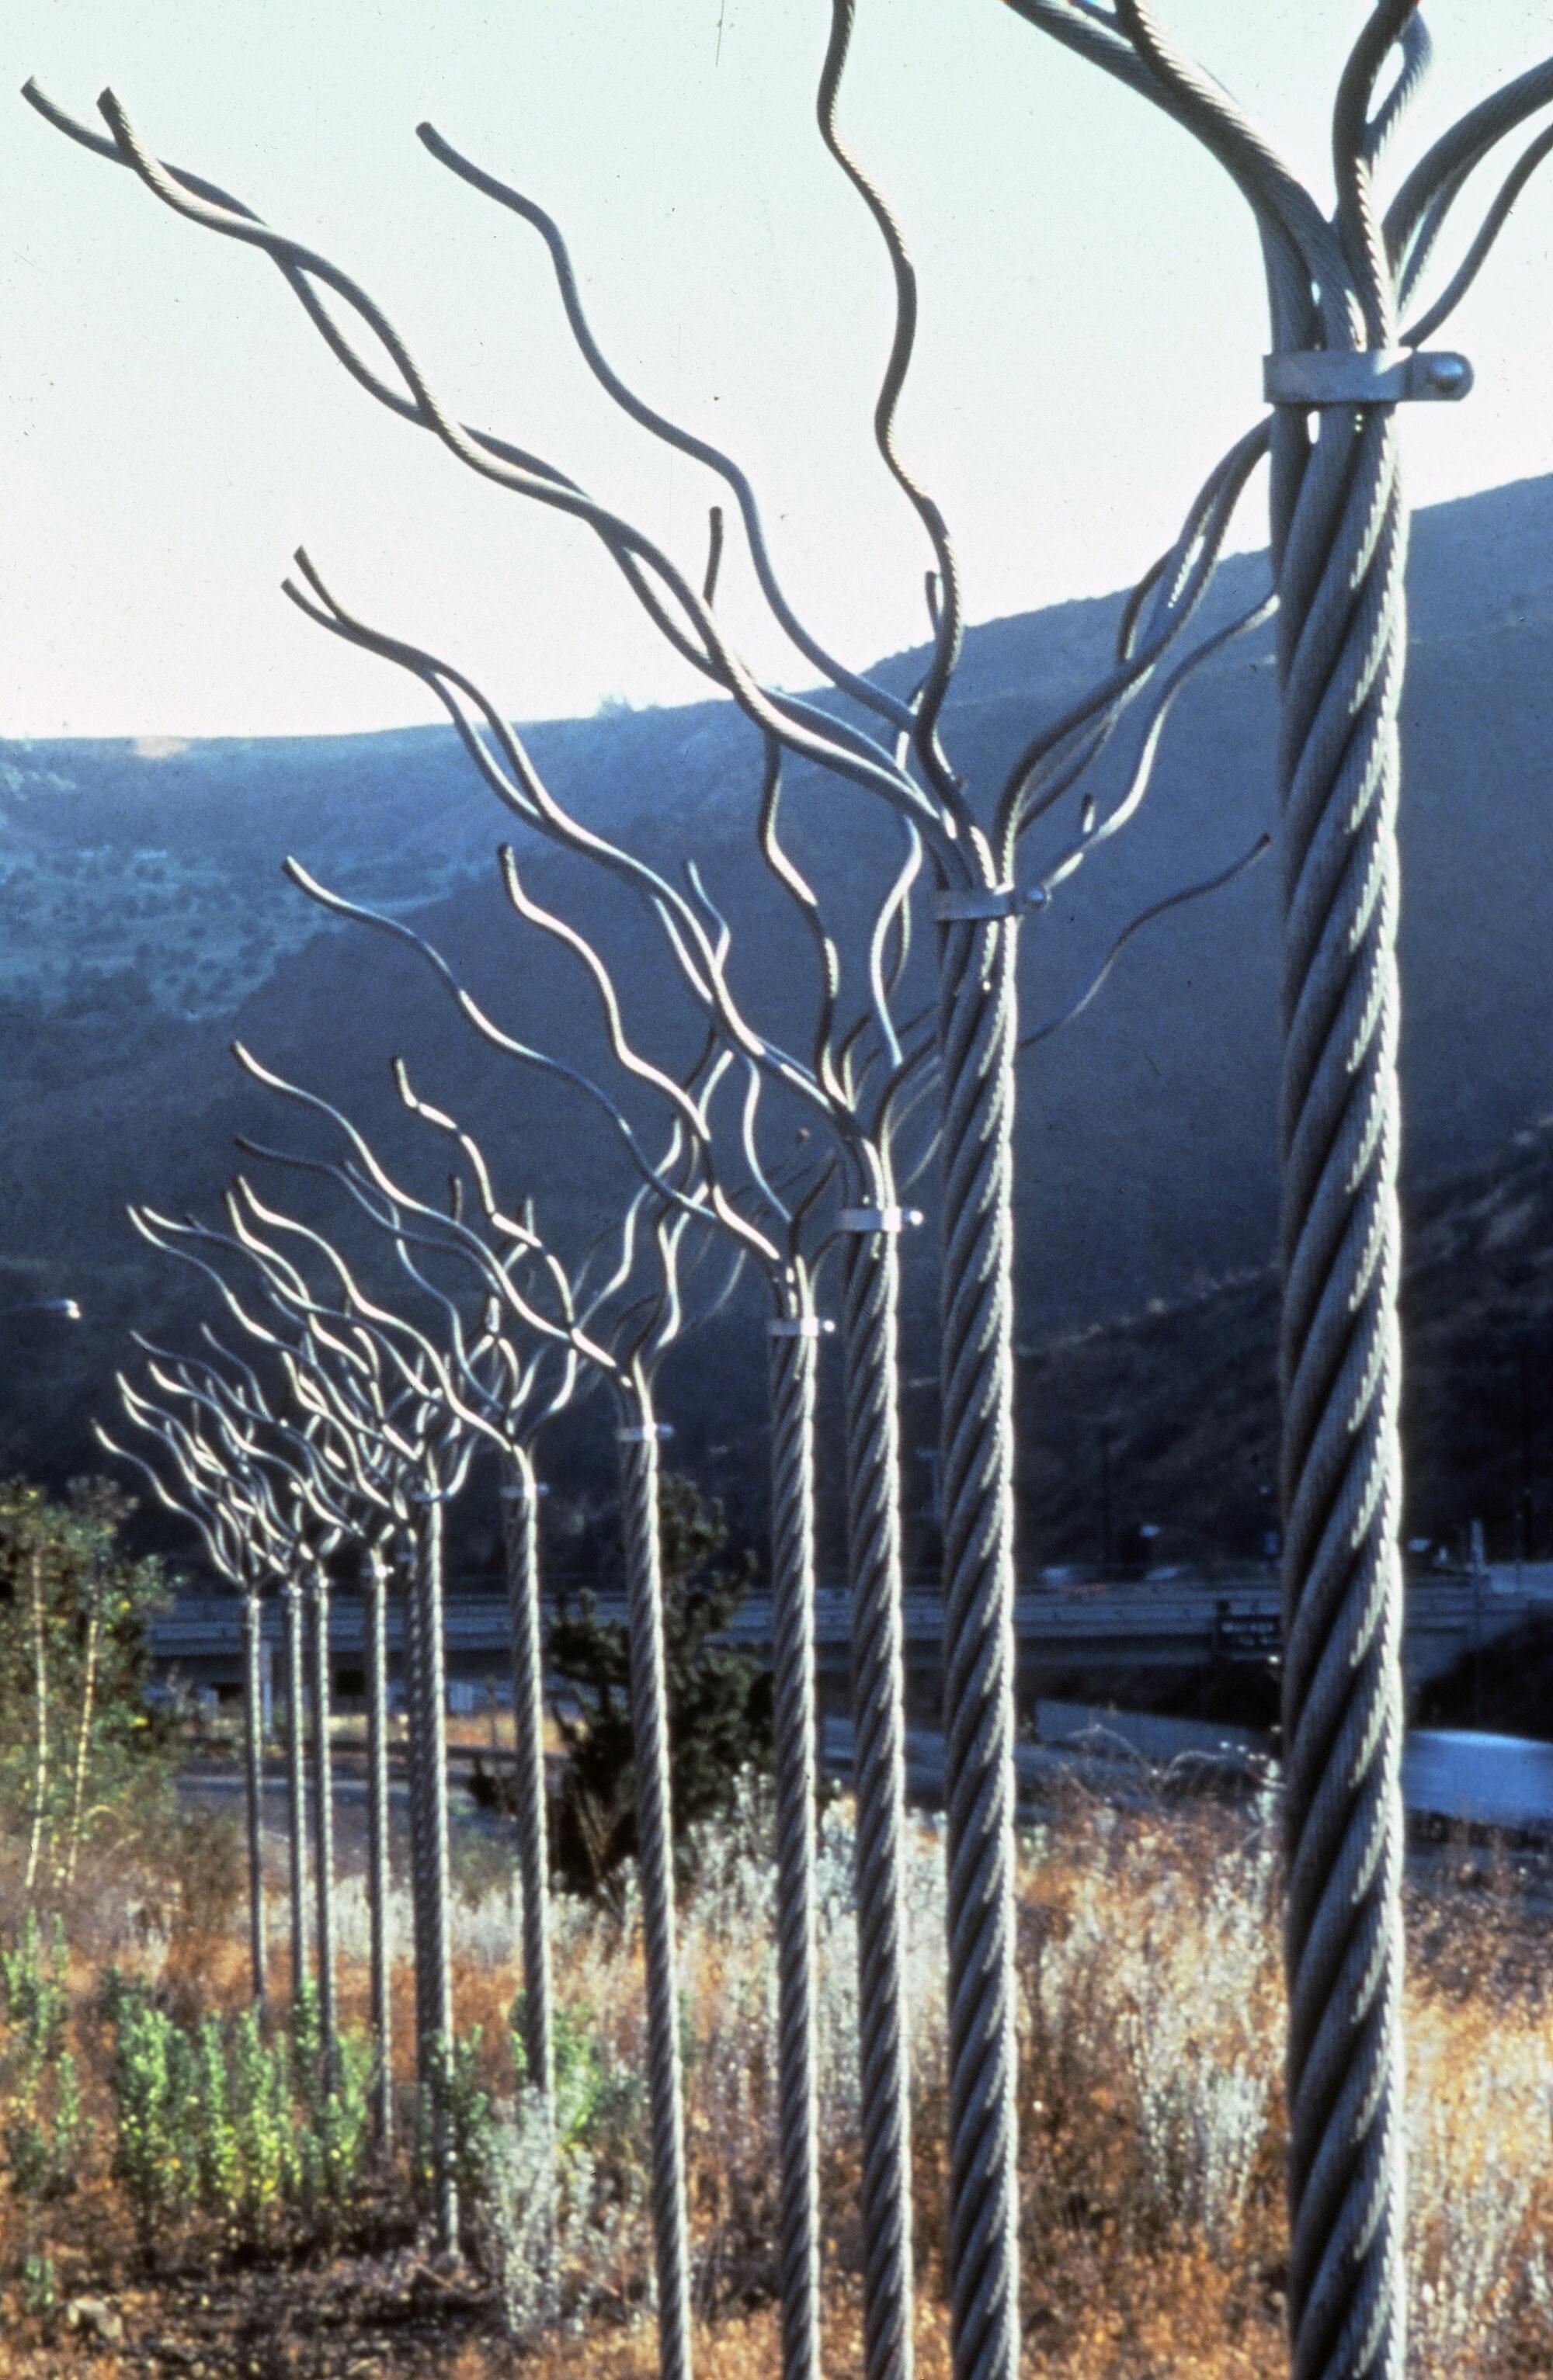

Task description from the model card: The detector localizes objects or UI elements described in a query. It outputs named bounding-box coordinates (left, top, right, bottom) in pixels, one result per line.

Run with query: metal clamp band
left=936, top=884, right=1023, bottom=922
left=767, top=1315, right=835, bottom=1338
left=1263, top=348, right=1472, bottom=406
left=839, top=1205, right=923, bottom=1234
left=616, top=1422, right=675, bottom=1444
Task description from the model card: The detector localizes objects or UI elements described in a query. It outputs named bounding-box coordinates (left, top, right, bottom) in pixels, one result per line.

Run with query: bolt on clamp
left=934, top=883, right=1047, bottom=922
left=839, top=1206, right=924, bottom=1234
left=1263, top=348, right=1473, bottom=405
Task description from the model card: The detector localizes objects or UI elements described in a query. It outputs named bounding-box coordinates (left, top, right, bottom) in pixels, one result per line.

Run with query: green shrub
left=19, top=2250, right=58, bottom=2321
left=547, top=1474, right=771, bottom=1903
left=107, top=1975, right=377, bottom=2254
left=1, top=1913, right=68, bottom=2062
left=0, top=1480, right=174, bottom=1885
left=2, top=2049, right=84, bottom=2203
left=415, top=2027, right=494, bottom=2219
left=189, top=2015, right=241, bottom=2217
left=511, top=1996, right=642, bottom=2168
left=110, top=1990, right=188, bottom=2253
left=229, top=2004, right=294, bottom=2236
left=2, top=1914, right=87, bottom=2204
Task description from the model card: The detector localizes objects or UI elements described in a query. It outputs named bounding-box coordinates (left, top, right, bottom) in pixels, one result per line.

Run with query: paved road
left=155, top=1566, right=1553, bottom=1699
left=183, top=1696, right=1553, bottom=1846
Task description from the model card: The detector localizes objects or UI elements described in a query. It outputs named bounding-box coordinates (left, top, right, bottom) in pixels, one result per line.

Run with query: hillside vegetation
left=4, top=474, right=1551, bottom=1569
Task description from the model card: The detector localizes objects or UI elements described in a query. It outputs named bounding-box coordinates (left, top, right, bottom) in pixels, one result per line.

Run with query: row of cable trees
left=26, top=5, right=1553, bottom=2378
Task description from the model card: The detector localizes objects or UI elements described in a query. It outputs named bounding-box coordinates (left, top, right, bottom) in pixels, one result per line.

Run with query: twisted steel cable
left=935, top=912, right=1020, bottom=2380
left=765, top=1306, right=822, bottom=2380
left=396, top=1528, right=433, bottom=2096
left=1276, top=386, right=1409, bottom=2380
left=617, top=1410, right=693, bottom=2380
left=241, top=1587, right=269, bottom=2013
left=308, top=1561, right=339, bottom=2075
left=363, top=1544, right=395, bottom=2147
left=414, top=1495, right=459, bottom=2251
left=1086, top=16, right=1413, bottom=2374
left=501, top=1458, right=554, bottom=2123
left=1003, top=6, right=1519, bottom=2372
left=841, top=1220, right=915, bottom=2380
left=281, top=1578, right=311, bottom=2000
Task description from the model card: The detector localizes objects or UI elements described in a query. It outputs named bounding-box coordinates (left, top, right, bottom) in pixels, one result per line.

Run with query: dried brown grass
left=2, top=1788, right=1551, bottom=2377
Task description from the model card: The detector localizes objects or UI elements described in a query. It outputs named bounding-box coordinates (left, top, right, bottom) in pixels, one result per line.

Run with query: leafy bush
left=510, top=1994, right=644, bottom=2171
left=546, top=1474, right=772, bottom=1901
left=19, top=2249, right=58, bottom=2321
left=109, top=1990, right=185, bottom=2253
left=415, top=2027, right=495, bottom=2222
left=1, top=1912, right=68, bottom=2060
left=106, top=1972, right=376, bottom=2258
left=1, top=1913, right=85, bottom=2205
left=0, top=1478, right=173, bottom=1893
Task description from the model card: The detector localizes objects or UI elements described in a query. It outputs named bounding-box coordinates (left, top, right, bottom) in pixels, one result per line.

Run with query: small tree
left=545, top=1475, right=770, bottom=1903
left=0, top=1479, right=172, bottom=1896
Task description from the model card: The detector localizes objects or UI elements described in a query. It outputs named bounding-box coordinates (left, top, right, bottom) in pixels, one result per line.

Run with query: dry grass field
left=1, top=1778, right=1550, bottom=2378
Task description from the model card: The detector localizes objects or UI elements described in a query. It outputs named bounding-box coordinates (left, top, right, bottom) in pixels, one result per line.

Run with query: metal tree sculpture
left=265, top=568, right=1258, bottom=2380
left=20, top=33, right=1286, bottom=2371
left=221, top=1043, right=756, bottom=2380
left=143, top=1313, right=426, bottom=2101
left=30, top=7, right=1540, bottom=2369
left=126, top=1206, right=422, bottom=2148
left=210, top=1184, right=482, bottom=2249
left=271, top=737, right=931, bottom=2380
left=992, top=12, right=1553, bottom=2378
left=97, top=1364, right=297, bottom=2012
left=228, top=1079, right=600, bottom=2181
left=132, top=1178, right=487, bottom=2240
left=241, top=974, right=855, bottom=2380
left=118, top=1328, right=357, bottom=2066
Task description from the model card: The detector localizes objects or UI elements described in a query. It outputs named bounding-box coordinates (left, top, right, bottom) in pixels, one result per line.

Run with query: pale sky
left=5, top=1, right=1552, bottom=741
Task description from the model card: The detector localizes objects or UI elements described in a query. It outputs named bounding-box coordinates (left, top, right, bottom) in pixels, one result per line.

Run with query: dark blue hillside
left=4, top=470, right=1551, bottom=1531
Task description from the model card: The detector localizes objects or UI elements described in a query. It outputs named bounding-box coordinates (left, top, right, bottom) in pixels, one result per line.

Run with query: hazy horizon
left=4, top=456, right=1550, bottom=751
left=5, top=1, right=1551, bottom=741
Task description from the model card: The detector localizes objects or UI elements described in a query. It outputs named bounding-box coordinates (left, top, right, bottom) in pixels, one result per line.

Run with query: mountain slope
left=1015, top=1106, right=1553, bottom=1570
left=4, top=470, right=1551, bottom=1536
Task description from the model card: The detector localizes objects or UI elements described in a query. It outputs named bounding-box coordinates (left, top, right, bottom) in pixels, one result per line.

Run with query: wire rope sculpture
left=219, top=1046, right=753, bottom=2380
left=93, top=1376, right=277, bottom=2014
left=125, top=1214, right=418, bottom=2148
left=262, top=539, right=1263, bottom=2380
left=989, top=12, right=1553, bottom=2378
left=120, top=1329, right=357, bottom=2066
left=26, top=9, right=1553, bottom=2375
left=127, top=1188, right=486, bottom=2236
left=33, top=57, right=1278, bottom=2380
left=17, top=36, right=1291, bottom=2371
left=269, top=750, right=929, bottom=2380
left=220, top=1190, right=480, bottom=2250
left=227, top=1100, right=605, bottom=2244
left=149, top=1320, right=425, bottom=2095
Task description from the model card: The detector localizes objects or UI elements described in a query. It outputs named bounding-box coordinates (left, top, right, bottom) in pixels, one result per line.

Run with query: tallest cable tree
left=1002, top=8, right=1553, bottom=2377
